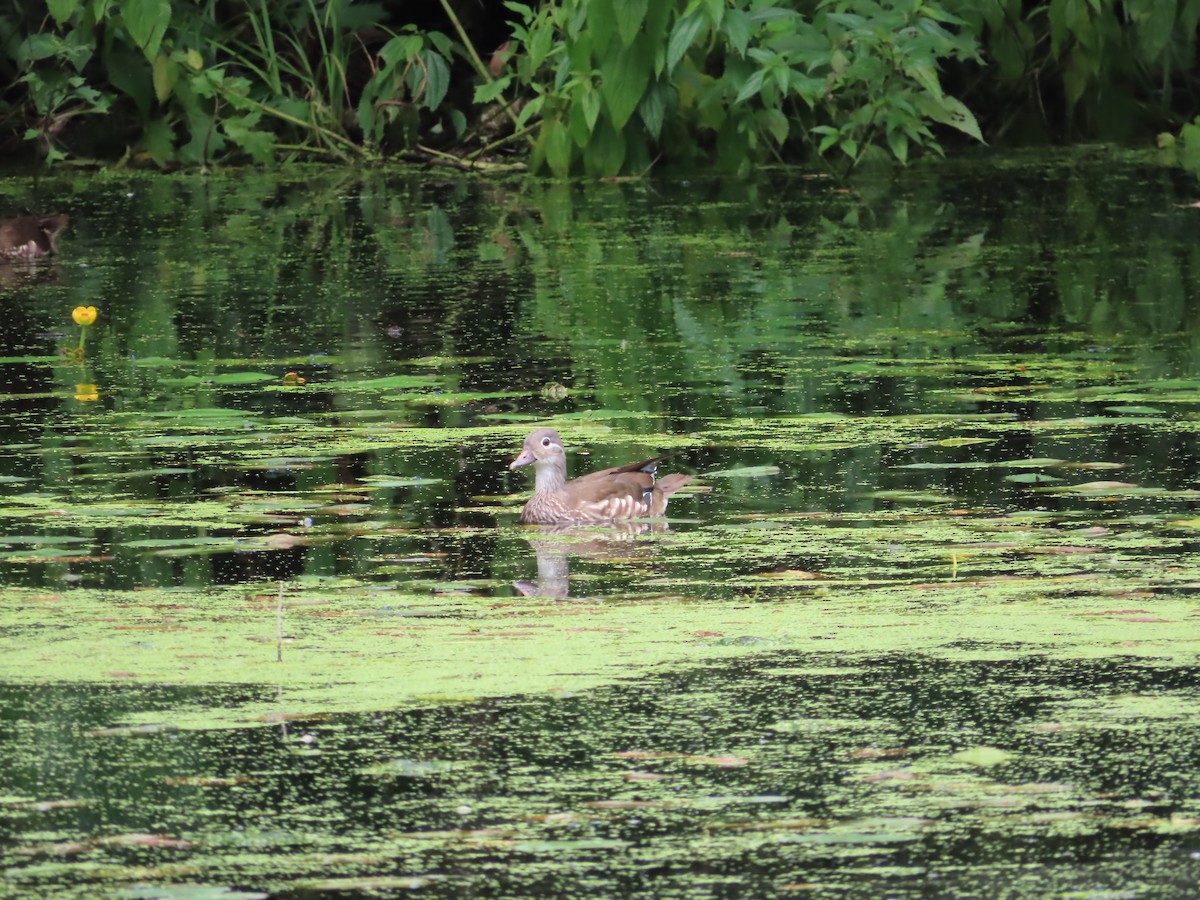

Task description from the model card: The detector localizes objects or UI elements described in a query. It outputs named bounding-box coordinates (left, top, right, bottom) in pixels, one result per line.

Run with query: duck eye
left=541, top=437, right=552, bottom=447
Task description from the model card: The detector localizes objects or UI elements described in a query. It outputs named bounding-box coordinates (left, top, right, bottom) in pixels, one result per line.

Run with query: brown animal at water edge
left=0, top=214, right=69, bottom=259
left=510, top=427, right=693, bottom=525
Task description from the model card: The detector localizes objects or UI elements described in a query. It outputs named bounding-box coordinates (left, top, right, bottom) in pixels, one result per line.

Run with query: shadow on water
left=2, top=153, right=1200, bottom=895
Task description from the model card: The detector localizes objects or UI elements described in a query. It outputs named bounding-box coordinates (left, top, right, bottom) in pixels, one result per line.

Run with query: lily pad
left=951, top=746, right=1015, bottom=767
left=211, top=372, right=277, bottom=385
left=703, top=465, right=781, bottom=478
left=358, top=476, right=443, bottom=489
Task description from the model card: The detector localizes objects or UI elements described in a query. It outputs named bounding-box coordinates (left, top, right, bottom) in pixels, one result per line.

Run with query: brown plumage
left=0, top=214, right=69, bottom=260
left=510, top=427, right=692, bottom=525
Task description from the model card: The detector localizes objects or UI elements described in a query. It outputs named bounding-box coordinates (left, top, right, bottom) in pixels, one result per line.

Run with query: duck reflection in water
left=508, top=428, right=695, bottom=599
left=0, top=214, right=70, bottom=290
left=513, top=522, right=680, bottom=600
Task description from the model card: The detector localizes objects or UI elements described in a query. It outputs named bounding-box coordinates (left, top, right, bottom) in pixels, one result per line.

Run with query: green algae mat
left=1, top=157, right=1199, bottom=897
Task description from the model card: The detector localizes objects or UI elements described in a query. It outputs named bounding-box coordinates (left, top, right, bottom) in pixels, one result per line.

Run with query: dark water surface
left=1, top=155, right=1199, bottom=897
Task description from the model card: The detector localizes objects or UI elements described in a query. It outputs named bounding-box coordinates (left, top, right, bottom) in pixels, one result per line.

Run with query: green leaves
left=501, top=0, right=984, bottom=176
left=120, top=0, right=172, bottom=62
left=414, top=49, right=450, bottom=110
left=1129, top=0, right=1178, bottom=62
left=721, top=9, right=752, bottom=57
left=9, top=0, right=1200, bottom=172
left=540, top=117, right=574, bottom=177
left=917, top=94, right=984, bottom=143
left=638, top=81, right=669, bottom=139
left=222, top=113, right=275, bottom=164
left=10, top=0, right=989, bottom=172
left=718, top=0, right=985, bottom=167
left=602, top=40, right=650, bottom=130
left=506, top=0, right=745, bottom=175
left=4, top=0, right=482, bottom=166
left=357, top=31, right=454, bottom=149
left=667, top=9, right=708, bottom=73
left=474, top=78, right=510, bottom=105
left=46, top=0, right=79, bottom=27
left=613, top=0, right=648, bottom=46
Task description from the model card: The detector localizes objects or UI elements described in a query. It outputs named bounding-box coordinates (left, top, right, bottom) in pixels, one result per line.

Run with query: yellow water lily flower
left=72, top=306, right=98, bottom=326
left=74, top=383, right=99, bottom=402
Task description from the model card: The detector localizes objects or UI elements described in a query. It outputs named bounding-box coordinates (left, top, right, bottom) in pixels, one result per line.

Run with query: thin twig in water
left=415, top=143, right=527, bottom=172
left=276, top=581, right=284, bottom=663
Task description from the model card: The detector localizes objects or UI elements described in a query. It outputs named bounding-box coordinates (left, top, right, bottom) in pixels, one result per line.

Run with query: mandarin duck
left=0, top=214, right=69, bottom=260
left=510, top=428, right=692, bottom=525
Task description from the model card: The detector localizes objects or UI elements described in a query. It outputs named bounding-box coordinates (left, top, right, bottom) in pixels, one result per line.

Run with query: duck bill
left=510, top=448, right=535, bottom=469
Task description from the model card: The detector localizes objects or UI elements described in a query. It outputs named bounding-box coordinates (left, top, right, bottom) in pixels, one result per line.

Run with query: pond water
left=1, top=155, right=1199, bottom=897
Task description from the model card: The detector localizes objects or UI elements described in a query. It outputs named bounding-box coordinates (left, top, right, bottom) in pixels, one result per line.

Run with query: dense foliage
left=3, top=0, right=1200, bottom=173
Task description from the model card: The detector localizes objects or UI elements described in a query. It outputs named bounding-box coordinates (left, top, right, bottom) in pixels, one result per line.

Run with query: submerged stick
left=276, top=581, right=284, bottom=663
